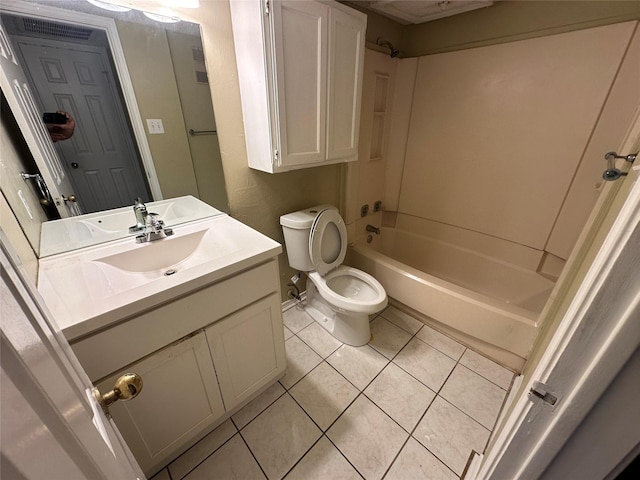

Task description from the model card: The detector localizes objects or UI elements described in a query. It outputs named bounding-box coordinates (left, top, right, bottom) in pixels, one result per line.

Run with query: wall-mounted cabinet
left=231, top=0, right=366, bottom=173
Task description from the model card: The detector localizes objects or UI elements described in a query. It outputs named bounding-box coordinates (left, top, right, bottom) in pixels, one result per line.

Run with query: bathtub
left=347, top=227, right=555, bottom=363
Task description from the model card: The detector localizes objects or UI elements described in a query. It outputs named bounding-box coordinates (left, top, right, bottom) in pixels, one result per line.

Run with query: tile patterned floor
left=152, top=305, right=515, bottom=480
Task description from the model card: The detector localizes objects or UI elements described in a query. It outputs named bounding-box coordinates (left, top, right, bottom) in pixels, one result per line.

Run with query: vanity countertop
left=37, top=214, right=281, bottom=341
left=40, top=195, right=225, bottom=257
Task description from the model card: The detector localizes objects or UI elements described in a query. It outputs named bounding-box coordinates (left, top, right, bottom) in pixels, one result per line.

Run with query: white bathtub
left=347, top=227, right=555, bottom=362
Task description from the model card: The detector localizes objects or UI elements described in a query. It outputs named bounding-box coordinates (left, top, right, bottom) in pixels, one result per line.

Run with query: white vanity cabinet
left=69, top=260, right=286, bottom=476
left=95, top=332, right=225, bottom=475
left=205, top=293, right=285, bottom=411
left=231, top=0, right=366, bottom=173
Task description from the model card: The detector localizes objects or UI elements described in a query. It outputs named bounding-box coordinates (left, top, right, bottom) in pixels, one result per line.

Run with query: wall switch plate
left=146, top=119, right=164, bottom=134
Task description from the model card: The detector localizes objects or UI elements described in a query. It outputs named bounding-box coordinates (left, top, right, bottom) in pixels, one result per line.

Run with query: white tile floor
left=152, top=304, right=514, bottom=480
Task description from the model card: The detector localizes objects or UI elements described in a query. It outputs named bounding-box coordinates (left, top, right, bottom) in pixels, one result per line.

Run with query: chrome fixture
left=361, top=204, right=369, bottom=217
left=376, top=37, right=400, bottom=58
left=20, top=172, right=55, bottom=206
left=602, top=151, right=637, bottom=181
left=129, top=197, right=149, bottom=233
left=188, top=128, right=217, bottom=136
left=374, top=200, right=383, bottom=212
left=136, top=212, right=174, bottom=243
left=366, top=224, right=380, bottom=235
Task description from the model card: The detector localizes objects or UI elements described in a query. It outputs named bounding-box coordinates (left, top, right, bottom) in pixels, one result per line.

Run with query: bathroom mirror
left=0, top=0, right=229, bottom=256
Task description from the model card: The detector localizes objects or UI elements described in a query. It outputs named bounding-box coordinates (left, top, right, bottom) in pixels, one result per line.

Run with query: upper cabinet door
left=271, top=0, right=329, bottom=168
left=327, top=6, right=366, bottom=161
left=230, top=0, right=366, bottom=173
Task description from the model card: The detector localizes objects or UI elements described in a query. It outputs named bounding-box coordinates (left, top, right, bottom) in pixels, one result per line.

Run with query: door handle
left=92, top=372, right=143, bottom=416
left=62, top=194, right=77, bottom=203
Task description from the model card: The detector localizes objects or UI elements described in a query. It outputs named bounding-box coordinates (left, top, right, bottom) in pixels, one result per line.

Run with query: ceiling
left=346, top=0, right=494, bottom=25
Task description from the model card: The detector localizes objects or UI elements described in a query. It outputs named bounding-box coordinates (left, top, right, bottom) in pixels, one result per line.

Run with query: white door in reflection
left=14, top=26, right=151, bottom=213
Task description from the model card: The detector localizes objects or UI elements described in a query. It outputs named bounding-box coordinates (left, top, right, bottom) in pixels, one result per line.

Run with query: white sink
left=95, top=230, right=207, bottom=273
left=37, top=215, right=282, bottom=339
left=40, top=196, right=225, bottom=257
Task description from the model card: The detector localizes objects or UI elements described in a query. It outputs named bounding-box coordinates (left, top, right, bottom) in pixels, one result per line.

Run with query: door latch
left=528, top=381, right=559, bottom=407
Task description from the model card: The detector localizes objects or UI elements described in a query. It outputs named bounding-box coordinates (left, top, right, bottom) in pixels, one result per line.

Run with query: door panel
left=16, top=35, right=150, bottom=213
left=1, top=234, right=142, bottom=478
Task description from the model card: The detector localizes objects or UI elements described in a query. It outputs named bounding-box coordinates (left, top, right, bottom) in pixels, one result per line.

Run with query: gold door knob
left=62, top=194, right=77, bottom=203
left=93, top=373, right=143, bottom=416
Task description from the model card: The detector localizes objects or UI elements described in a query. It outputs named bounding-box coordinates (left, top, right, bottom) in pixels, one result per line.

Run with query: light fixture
left=86, top=0, right=131, bottom=12
left=142, top=11, right=180, bottom=23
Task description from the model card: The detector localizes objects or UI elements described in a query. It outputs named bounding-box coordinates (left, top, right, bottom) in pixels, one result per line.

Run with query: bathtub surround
left=150, top=304, right=514, bottom=480
left=396, top=22, right=637, bottom=257
left=343, top=21, right=640, bottom=371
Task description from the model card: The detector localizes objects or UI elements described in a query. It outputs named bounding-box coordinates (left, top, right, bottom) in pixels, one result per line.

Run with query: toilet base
left=305, top=282, right=371, bottom=346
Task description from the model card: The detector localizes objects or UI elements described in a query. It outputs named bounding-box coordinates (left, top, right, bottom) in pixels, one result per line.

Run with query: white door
left=326, top=6, right=365, bottom=161
left=271, top=0, right=328, bottom=167
left=1, top=232, right=144, bottom=479
left=0, top=19, right=78, bottom=218
left=14, top=34, right=151, bottom=213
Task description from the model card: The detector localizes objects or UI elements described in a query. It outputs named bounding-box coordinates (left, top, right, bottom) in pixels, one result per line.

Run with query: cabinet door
left=205, top=294, right=286, bottom=412
left=96, top=332, right=224, bottom=476
left=271, top=0, right=328, bottom=168
left=327, top=6, right=366, bottom=161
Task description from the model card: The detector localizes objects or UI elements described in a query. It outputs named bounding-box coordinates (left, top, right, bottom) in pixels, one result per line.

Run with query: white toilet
left=280, top=205, right=387, bottom=346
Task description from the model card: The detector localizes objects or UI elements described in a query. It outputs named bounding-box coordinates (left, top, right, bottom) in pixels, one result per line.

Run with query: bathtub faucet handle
left=366, top=224, right=380, bottom=235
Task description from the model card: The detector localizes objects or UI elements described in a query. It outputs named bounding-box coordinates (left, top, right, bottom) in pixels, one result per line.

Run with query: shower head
left=376, top=38, right=400, bottom=58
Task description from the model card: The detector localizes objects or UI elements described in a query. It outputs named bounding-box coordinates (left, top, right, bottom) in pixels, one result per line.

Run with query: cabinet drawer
left=73, top=260, right=279, bottom=381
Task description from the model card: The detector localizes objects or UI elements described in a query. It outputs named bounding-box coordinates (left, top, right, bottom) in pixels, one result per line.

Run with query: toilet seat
left=309, top=208, right=347, bottom=276
left=308, top=267, right=387, bottom=314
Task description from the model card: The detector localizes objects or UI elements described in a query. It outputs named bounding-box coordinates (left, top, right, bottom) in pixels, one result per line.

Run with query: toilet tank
left=280, top=206, right=331, bottom=271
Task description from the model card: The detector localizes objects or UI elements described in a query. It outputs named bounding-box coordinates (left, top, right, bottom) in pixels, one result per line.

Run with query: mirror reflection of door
left=4, top=14, right=151, bottom=213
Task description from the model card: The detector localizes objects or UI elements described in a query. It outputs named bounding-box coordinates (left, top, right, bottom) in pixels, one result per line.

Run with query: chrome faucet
left=135, top=213, right=174, bottom=243
left=366, top=224, right=380, bottom=235
left=129, top=197, right=149, bottom=233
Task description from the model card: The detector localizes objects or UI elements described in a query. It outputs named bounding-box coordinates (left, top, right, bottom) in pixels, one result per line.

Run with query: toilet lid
left=309, top=208, right=347, bottom=276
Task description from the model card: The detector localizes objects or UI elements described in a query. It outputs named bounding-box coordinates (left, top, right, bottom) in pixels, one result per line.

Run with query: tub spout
left=366, top=224, right=380, bottom=235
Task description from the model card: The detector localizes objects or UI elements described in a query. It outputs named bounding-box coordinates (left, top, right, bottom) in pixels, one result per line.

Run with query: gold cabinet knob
left=93, top=373, right=143, bottom=416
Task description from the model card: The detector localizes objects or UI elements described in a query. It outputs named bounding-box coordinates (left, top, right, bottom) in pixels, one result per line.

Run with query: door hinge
left=528, top=381, right=559, bottom=407
left=264, top=0, right=270, bottom=15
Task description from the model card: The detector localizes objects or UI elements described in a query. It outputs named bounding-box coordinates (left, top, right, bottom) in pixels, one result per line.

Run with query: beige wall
left=166, top=30, right=229, bottom=212
left=116, top=19, right=199, bottom=200
left=402, top=0, right=640, bottom=56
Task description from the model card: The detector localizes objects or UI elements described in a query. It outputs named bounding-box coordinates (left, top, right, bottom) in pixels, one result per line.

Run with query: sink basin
left=95, top=230, right=207, bottom=273
left=40, top=196, right=225, bottom=257
left=37, top=214, right=282, bottom=339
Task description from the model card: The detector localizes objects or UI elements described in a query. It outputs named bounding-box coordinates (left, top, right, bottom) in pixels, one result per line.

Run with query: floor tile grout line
left=321, top=433, right=367, bottom=480
left=172, top=428, right=240, bottom=480
left=286, top=305, right=508, bottom=477
left=237, top=430, right=269, bottom=480
left=232, top=386, right=287, bottom=432
left=456, top=360, right=512, bottom=391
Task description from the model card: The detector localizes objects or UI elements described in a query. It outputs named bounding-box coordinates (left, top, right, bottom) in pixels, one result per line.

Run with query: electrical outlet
left=146, top=119, right=165, bottom=134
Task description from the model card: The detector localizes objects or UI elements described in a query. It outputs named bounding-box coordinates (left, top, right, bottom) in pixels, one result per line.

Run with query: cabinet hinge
left=264, top=0, right=270, bottom=15
left=528, top=381, right=559, bottom=407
